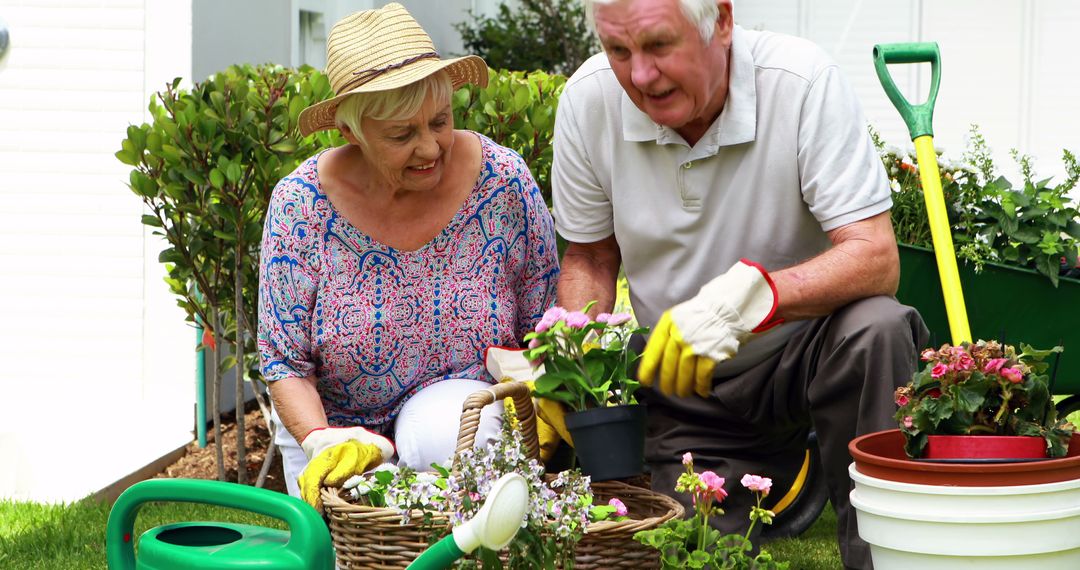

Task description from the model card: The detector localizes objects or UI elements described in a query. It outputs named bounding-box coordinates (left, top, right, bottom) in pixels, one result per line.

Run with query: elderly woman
left=258, top=3, right=558, bottom=505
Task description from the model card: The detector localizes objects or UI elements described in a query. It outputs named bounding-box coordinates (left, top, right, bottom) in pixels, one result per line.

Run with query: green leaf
left=226, top=162, right=243, bottom=183
left=209, top=168, right=225, bottom=189
left=140, top=214, right=163, bottom=227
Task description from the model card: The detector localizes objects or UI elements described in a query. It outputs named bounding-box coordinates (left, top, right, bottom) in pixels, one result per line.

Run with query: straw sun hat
left=298, top=2, right=488, bottom=136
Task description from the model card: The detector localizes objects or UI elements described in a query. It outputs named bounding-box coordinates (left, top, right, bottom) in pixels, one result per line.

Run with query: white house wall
left=737, top=0, right=1080, bottom=182
left=0, top=0, right=194, bottom=503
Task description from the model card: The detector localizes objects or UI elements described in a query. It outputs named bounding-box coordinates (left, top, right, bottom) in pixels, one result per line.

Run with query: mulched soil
left=155, top=406, right=289, bottom=495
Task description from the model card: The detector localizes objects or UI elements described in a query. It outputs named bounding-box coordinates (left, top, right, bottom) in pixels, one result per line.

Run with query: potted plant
left=524, top=303, right=649, bottom=481
left=894, top=340, right=1074, bottom=459
left=632, top=452, right=788, bottom=569
left=847, top=340, right=1080, bottom=568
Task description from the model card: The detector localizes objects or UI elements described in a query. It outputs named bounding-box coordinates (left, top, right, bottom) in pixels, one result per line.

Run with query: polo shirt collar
left=621, top=25, right=757, bottom=150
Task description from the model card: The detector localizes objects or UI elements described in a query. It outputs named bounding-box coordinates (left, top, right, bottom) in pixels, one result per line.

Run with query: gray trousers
left=642, top=296, right=928, bottom=570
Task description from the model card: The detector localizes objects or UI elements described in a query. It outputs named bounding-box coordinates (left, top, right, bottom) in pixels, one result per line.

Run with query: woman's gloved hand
left=639, top=259, right=783, bottom=398
left=485, top=347, right=573, bottom=460
left=298, top=426, right=395, bottom=510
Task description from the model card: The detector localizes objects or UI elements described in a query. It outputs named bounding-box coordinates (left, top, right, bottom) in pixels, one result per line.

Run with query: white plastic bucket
left=849, top=463, right=1080, bottom=569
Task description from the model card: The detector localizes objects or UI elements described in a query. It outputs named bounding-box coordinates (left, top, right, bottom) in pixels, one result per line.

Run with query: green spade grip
left=873, top=42, right=941, bottom=139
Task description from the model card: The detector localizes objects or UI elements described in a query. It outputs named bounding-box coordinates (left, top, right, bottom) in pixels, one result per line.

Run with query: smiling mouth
left=408, top=160, right=438, bottom=172
left=646, top=88, right=676, bottom=101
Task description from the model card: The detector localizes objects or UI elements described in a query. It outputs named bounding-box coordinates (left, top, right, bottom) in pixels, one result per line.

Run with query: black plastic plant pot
left=565, top=404, right=647, bottom=481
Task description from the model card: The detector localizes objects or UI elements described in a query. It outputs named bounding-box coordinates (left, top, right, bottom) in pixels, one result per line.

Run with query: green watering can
left=106, top=478, right=333, bottom=570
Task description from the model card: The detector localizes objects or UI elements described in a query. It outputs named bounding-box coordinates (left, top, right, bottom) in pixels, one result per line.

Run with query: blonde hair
left=334, top=70, right=453, bottom=147
left=585, top=0, right=720, bottom=44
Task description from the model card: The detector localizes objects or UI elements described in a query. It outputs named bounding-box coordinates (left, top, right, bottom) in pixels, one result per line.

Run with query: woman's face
left=353, top=92, right=455, bottom=193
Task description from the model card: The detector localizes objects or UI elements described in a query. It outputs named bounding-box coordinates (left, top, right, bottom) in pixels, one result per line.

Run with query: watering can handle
left=873, top=42, right=941, bottom=139
left=106, top=478, right=332, bottom=570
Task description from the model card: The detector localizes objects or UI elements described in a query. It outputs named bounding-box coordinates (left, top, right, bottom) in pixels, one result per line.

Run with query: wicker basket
left=321, top=381, right=684, bottom=569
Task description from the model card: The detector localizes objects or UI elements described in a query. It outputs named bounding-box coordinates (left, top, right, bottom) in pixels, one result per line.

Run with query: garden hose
left=769, top=449, right=810, bottom=515
left=873, top=42, right=972, bottom=345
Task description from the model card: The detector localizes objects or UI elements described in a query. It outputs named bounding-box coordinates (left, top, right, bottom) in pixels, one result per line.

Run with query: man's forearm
left=268, top=376, right=329, bottom=444
left=557, top=236, right=622, bottom=315
left=771, top=211, right=900, bottom=321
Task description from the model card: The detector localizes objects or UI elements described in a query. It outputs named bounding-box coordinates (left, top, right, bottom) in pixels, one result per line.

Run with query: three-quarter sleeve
left=258, top=178, right=321, bottom=382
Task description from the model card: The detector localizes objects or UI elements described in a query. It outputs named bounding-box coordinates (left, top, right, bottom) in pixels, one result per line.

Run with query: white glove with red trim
left=639, top=259, right=783, bottom=398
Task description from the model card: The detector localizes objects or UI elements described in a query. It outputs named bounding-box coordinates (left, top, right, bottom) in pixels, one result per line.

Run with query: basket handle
left=455, top=381, right=540, bottom=462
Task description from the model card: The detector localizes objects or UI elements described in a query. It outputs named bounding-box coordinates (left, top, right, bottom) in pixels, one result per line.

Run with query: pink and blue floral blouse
left=258, top=134, right=558, bottom=433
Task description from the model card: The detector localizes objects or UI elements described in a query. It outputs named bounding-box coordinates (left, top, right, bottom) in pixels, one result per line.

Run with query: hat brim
left=298, top=55, right=488, bottom=137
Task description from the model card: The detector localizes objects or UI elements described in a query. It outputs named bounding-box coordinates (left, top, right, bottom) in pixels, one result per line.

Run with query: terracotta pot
left=848, top=429, right=1080, bottom=486
left=925, top=434, right=1047, bottom=460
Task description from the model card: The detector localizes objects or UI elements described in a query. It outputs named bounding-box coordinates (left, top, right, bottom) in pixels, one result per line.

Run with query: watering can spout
left=407, top=473, right=530, bottom=570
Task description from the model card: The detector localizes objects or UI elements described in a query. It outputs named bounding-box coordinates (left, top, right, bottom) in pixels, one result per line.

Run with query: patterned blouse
left=257, top=134, right=559, bottom=432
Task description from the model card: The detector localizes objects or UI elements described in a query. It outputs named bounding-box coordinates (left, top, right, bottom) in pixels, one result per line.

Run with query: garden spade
left=406, top=472, right=530, bottom=569
left=873, top=42, right=972, bottom=344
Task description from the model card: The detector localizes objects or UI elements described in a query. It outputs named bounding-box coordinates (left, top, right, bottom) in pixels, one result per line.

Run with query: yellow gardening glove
left=299, top=440, right=384, bottom=510
left=298, top=426, right=395, bottom=510
left=639, top=259, right=783, bottom=398
left=486, top=346, right=573, bottom=461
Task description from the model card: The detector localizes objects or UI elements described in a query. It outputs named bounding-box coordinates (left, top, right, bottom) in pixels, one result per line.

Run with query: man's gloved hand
left=298, top=426, right=395, bottom=510
left=486, top=346, right=574, bottom=461
left=639, top=259, right=783, bottom=398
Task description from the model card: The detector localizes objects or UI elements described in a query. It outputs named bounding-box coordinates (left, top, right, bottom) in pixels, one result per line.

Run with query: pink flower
left=895, top=393, right=909, bottom=406
left=595, top=313, right=612, bottom=323
left=903, top=415, right=914, bottom=429
left=953, top=351, right=975, bottom=371
left=564, top=311, right=591, bottom=329
left=682, top=452, right=693, bottom=466
left=536, top=306, right=567, bottom=332
left=931, top=363, right=949, bottom=378
left=608, top=497, right=628, bottom=517
left=698, top=471, right=727, bottom=502
left=984, top=358, right=1008, bottom=374
left=740, top=474, right=773, bottom=496
left=921, top=348, right=937, bottom=362
left=605, top=312, right=633, bottom=326
left=1001, top=367, right=1023, bottom=384
left=528, top=337, right=542, bottom=349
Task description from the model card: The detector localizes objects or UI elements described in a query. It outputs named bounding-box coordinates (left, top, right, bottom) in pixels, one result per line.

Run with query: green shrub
left=117, top=63, right=342, bottom=483
left=452, top=68, right=565, bottom=206
left=454, top=0, right=599, bottom=75
left=876, top=125, right=1080, bottom=286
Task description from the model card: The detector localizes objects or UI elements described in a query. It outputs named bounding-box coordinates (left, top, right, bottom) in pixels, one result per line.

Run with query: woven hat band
left=338, top=51, right=440, bottom=93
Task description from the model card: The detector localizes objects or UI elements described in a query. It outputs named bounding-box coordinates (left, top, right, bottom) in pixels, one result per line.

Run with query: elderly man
left=550, top=0, right=928, bottom=567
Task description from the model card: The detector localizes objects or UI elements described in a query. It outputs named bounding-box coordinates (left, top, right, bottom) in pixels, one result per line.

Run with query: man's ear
left=715, top=0, right=734, bottom=42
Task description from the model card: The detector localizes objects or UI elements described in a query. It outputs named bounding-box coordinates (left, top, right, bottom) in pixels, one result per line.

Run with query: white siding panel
left=1029, top=0, right=1080, bottom=179
left=735, top=0, right=800, bottom=35
left=10, top=27, right=144, bottom=50
left=7, top=47, right=145, bottom=70
left=0, top=68, right=145, bottom=92
left=3, top=6, right=144, bottom=29
left=923, top=0, right=1026, bottom=165
left=0, top=89, right=147, bottom=112
left=0, top=0, right=196, bottom=502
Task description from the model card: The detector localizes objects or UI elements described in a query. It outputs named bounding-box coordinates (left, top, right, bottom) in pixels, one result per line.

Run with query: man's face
left=594, top=0, right=732, bottom=137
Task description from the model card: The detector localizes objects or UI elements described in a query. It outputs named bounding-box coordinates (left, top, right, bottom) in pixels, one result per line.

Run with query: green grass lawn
left=1, top=494, right=840, bottom=569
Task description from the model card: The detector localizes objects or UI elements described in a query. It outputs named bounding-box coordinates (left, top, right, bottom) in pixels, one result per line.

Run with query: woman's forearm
left=268, top=376, right=328, bottom=443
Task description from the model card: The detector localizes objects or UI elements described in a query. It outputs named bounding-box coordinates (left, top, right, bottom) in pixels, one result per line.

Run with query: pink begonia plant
left=895, top=340, right=1074, bottom=458
left=634, top=452, right=787, bottom=568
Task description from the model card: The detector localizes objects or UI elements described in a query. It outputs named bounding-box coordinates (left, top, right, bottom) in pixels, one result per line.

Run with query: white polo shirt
left=551, top=26, right=891, bottom=375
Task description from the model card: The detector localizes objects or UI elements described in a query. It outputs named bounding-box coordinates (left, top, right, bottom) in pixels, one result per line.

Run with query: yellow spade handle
left=914, top=135, right=972, bottom=345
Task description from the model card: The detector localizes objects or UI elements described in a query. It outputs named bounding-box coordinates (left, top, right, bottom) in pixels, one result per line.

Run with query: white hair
left=334, top=70, right=453, bottom=148
left=585, top=0, right=721, bottom=44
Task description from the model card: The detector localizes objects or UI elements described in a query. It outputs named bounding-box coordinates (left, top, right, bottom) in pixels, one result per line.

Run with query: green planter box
left=897, top=244, right=1080, bottom=394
